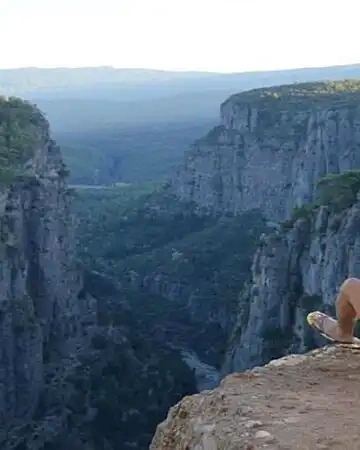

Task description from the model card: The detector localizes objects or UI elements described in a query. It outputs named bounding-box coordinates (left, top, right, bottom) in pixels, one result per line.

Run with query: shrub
left=282, top=170, right=360, bottom=232
left=316, top=170, right=360, bottom=212
left=0, top=97, right=46, bottom=184
left=281, top=204, right=314, bottom=230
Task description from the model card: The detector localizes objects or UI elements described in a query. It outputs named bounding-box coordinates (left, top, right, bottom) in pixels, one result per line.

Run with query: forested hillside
left=73, top=183, right=267, bottom=369
left=57, top=120, right=214, bottom=185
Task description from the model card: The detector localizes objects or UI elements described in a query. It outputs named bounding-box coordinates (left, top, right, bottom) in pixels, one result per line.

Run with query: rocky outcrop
left=151, top=345, right=360, bottom=450
left=173, top=81, right=360, bottom=221
left=223, top=187, right=360, bottom=373
left=0, top=98, right=96, bottom=448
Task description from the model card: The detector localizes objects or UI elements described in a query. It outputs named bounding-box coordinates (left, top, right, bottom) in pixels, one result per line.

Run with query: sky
left=1, top=0, right=360, bottom=73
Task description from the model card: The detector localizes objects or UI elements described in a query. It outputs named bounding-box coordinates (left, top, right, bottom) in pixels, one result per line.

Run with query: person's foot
left=307, top=311, right=360, bottom=344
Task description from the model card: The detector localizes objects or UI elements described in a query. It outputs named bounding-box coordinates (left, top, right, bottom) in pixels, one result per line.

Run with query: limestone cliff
left=223, top=171, right=360, bottom=373
left=0, top=97, right=95, bottom=448
left=150, top=345, right=360, bottom=450
left=173, top=80, right=360, bottom=221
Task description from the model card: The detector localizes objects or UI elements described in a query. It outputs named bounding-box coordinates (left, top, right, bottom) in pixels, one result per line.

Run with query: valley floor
left=151, top=345, right=360, bottom=449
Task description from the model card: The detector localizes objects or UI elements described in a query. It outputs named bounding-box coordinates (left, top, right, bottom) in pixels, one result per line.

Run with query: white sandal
left=307, top=311, right=360, bottom=346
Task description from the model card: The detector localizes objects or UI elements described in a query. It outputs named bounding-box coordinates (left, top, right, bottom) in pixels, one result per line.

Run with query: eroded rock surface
left=151, top=345, right=360, bottom=449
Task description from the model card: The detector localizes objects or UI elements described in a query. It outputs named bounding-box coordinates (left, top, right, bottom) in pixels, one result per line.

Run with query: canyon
left=2, top=79, right=360, bottom=449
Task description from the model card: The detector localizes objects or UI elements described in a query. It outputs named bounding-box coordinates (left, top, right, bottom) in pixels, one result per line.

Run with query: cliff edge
left=0, top=96, right=96, bottom=448
left=151, top=345, right=360, bottom=449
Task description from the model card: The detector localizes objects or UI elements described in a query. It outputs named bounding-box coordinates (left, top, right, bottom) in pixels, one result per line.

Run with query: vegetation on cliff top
left=316, top=170, right=360, bottom=211
left=192, top=80, right=360, bottom=147
left=225, top=79, right=360, bottom=109
left=0, top=96, right=47, bottom=182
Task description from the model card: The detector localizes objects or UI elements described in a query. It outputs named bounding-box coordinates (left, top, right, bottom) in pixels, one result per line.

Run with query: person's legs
left=335, top=278, right=360, bottom=337
left=307, top=277, right=360, bottom=343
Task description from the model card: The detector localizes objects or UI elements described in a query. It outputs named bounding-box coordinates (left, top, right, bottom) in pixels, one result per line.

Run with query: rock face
left=0, top=98, right=95, bottom=448
left=150, top=345, right=360, bottom=450
left=173, top=81, right=360, bottom=221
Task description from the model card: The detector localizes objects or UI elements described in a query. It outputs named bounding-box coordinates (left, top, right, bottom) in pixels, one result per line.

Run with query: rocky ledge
left=150, top=345, right=360, bottom=449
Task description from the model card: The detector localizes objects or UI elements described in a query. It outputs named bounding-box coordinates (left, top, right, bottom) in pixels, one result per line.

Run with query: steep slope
left=223, top=170, right=360, bottom=373
left=173, top=80, right=360, bottom=220
left=0, top=97, right=96, bottom=448
left=151, top=345, right=360, bottom=450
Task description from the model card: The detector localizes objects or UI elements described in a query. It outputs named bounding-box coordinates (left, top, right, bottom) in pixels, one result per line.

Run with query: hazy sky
left=1, top=0, right=359, bottom=72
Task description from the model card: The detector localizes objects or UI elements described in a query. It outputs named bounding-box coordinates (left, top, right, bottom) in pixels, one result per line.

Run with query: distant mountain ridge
left=2, top=63, right=360, bottom=98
